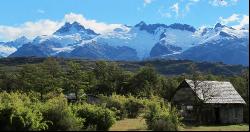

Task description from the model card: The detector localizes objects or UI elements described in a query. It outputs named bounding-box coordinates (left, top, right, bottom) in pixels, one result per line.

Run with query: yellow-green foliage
left=73, top=102, right=116, bottom=131
left=99, top=94, right=128, bottom=120
left=41, top=94, right=84, bottom=131
left=143, top=97, right=182, bottom=131
left=99, top=94, right=145, bottom=119
left=0, top=92, right=48, bottom=131
left=124, top=95, right=145, bottom=118
left=0, top=92, right=85, bottom=131
left=103, top=95, right=183, bottom=131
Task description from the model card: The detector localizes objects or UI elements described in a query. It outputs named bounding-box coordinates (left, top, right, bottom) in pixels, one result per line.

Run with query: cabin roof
left=183, top=79, right=246, bottom=104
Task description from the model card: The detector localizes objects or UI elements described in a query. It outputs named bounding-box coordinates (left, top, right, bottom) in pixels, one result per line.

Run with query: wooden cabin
left=172, top=79, right=246, bottom=124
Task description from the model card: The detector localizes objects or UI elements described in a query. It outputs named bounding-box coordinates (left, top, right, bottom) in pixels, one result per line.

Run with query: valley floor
left=109, top=117, right=249, bottom=131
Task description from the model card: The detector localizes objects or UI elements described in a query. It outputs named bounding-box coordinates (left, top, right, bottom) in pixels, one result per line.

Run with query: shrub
left=124, top=97, right=144, bottom=118
left=99, top=94, right=150, bottom=119
left=150, top=110, right=180, bottom=131
left=144, top=98, right=182, bottom=131
left=0, top=92, right=49, bottom=131
left=99, top=94, right=127, bottom=120
left=41, top=94, right=84, bottom=131
left=74, top=103, right=116, bottom=131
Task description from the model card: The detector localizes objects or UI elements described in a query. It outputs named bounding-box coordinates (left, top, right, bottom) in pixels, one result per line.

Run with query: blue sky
left=0, top=0, right=249, bottom=41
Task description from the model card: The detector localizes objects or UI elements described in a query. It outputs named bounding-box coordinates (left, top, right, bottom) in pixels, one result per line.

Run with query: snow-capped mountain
left=53, top=22, right=99, bottom=39
left=195, top=23, right=248, bottom=44
left=5, top=21, right=249, bottom=65
left=156, top=23, right=249, bottom=65
left=0, top=36, right=31, bottom=57
left=33, top=22, right=99, bottom=47
left=177, top=24, right=249, bottom=65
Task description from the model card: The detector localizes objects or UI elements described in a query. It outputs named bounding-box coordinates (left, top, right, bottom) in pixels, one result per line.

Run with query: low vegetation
left=0, top=57, right=248, bottom=131
left=143, top=97, right=182, bottom=131
left=110, top=117, right=249, bottom=131
left=180, top=124, right=249, bottom=131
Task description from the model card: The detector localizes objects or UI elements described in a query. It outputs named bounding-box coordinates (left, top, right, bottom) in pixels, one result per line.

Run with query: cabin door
left=215, top=107, right=220, bottom=123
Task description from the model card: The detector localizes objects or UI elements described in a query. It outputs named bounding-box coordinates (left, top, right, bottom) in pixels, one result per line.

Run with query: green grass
left=109, top=117, right=148, bottom=131
left=110, top=117, right=249, bottom=131
left=181, top=124, right=249, bottom=131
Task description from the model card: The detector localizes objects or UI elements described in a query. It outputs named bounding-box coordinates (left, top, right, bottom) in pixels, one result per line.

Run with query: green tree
left=40, top=57, right=64, bottom=95
left=64, top=61, right=88, bottom=101
left=0, top=70, right=19, bottom=92
left=128, top=65, right=160, bottom=97
left=92, top=61, right=125, bottom=95
left=159, top=77, right=179, bottom=102
left=18, top=58, right=63, bottom=100
left=116, top=71, right=134, bottom=95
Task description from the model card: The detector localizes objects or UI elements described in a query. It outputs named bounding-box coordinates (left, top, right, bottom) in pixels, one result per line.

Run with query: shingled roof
left=184, top=79, right=246, bottom=104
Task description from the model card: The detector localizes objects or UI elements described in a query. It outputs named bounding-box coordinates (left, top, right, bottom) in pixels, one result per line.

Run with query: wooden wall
left=219, top=104, right=244, bottom=124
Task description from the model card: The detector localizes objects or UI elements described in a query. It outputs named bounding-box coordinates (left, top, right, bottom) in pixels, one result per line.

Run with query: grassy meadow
left=110, top=117, right=249, bottom=131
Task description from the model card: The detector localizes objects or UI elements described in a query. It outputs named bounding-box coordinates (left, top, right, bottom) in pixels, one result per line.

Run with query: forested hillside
left=0, top=57, right=247, bottom=76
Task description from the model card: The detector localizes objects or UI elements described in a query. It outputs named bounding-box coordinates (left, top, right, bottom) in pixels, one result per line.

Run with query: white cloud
left=190, top=0, right=200, bottom=2
left=37, top=9, right=45, bottom=14
left=232, top=15, right=249, bottom=30
left=0, top=19, right=61, bottom=41
left=185, top=0, right=200, bottom=12
left=0, top=13, right=123, bottom=41
left=209, top=0, right=238, bottom=7
left=209, top=0, right=228, bottom=6
left=162, top=0, right=200, bottom=18
left=185, top=2, right=193, bottom=12
left=63, top=13, right=122, bottom=34
left=170, top=3, right=179, bottom=17
left=143, top=0, right=153, bottom=6
left=218, top=14, right=249, bottom=30
left=158, top=6, right=172, bottom=18
left=219, top=14, right=240, bottom=25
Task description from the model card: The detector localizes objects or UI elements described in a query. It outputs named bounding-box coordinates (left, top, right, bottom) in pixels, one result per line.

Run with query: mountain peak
left=53, top=21, right=99, bottom=37
left=135, top=21, right=147, bottom=27
left=214, top=23, right=226, bottom=29
left=134, top=21, right=169, bottom=34
left=71, top=21, right=84, bottom=28
left=54, top=22, right=85, bottom=35
left=14, top=36, right=28, bottom=42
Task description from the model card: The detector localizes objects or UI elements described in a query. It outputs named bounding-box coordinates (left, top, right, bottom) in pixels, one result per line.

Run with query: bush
left=144, top=98, right=182, bottom=131
left=0, top=92, right=49, bottom=131
left=99, top=94, right=127, bottom=120
left=41, top=94, right=84, bottom=131
left=150, top=110, right=181, bottom=131
left=74, top=103, right=116, bottom=131
left=125, top=97, right=144, bottom=118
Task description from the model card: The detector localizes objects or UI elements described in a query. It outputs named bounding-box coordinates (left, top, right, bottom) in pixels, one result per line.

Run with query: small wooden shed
left=172, top=79, right=246, bottom=124
left=65, top=93, right=101, bottom=104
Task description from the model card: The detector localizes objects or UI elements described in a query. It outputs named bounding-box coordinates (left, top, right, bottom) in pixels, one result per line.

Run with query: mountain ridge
left=1, top=21, right=248, bottom=66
